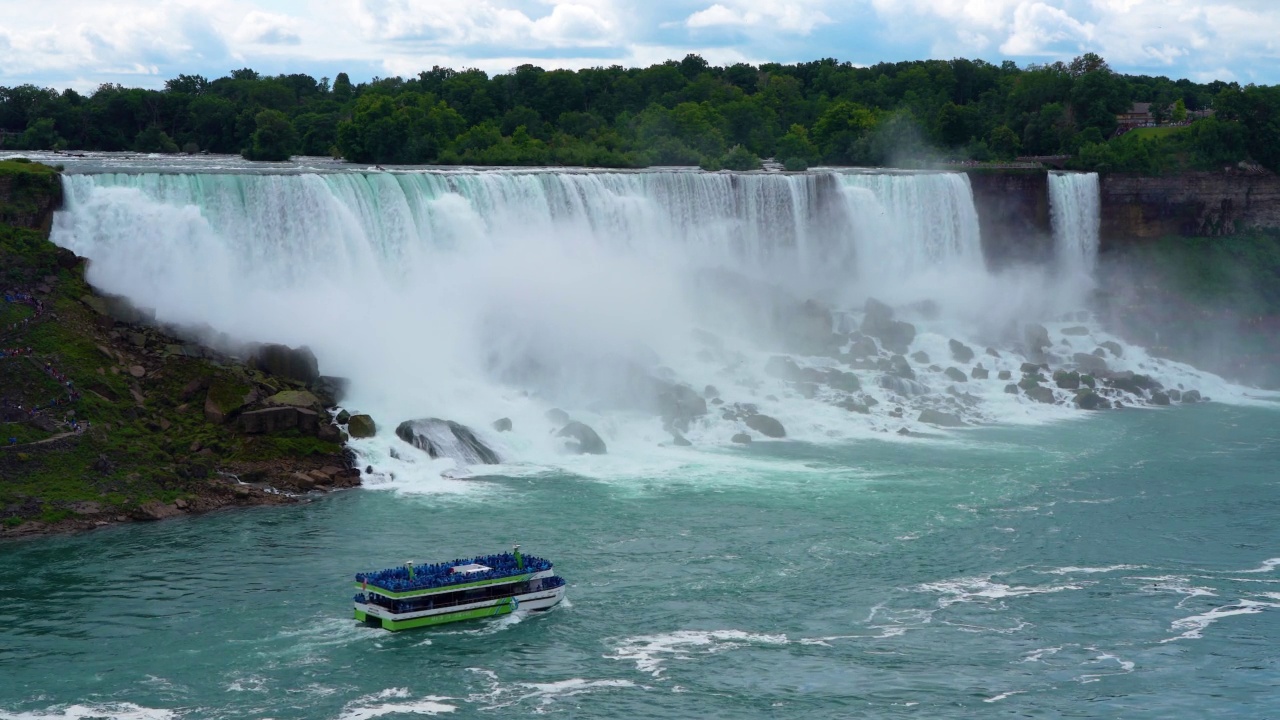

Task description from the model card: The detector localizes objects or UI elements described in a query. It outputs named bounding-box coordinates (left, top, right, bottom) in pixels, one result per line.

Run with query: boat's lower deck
left=355, top=584, right=566, bottom=631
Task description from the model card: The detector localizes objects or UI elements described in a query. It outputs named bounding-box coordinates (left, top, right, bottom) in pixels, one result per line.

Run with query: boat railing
left=355, top=576, right=565, bottom=615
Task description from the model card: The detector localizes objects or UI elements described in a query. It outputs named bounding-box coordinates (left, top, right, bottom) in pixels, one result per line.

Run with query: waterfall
left=1048, top=172, right=1101, bottom=278
left=52, top=165, right=1207, bottom=483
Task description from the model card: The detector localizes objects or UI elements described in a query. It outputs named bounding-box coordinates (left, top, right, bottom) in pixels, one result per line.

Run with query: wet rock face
left=396, top=419, right=500, bottom=464
left=861, top=298, right=916, bottom=355
left=250, top=343, right=319, bottom=385
left=744, top=413, right=786, bottom=438
left=948, top=339, right=974, bottom=364
left=918, top=409, right=965, bottom=427
left=347, top=414, right=377, bottom=438
left=558, top=421, right=607, bottom=455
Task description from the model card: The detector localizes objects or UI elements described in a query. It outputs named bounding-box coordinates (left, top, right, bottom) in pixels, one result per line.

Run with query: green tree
left=775, top=124, right=819, bottom=165
left=242, top=109, right=298, bottom=161
left=718, top=144, right=762, bottom=171
left=1172, top=98, right=1187, bottom=122
left=134, top=126, right=178, bottom=153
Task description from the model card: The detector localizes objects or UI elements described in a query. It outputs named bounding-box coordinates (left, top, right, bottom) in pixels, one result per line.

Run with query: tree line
left=1, top=54, right=1276, bottom=173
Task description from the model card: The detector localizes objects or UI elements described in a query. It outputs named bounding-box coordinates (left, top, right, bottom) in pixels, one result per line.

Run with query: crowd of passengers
left=355, top=553, right=553, bottom=592
left=354, top=576, right=566, bottom=614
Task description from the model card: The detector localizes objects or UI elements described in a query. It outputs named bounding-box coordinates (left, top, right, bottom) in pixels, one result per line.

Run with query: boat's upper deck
left=355, top=552, right=553, bottom=597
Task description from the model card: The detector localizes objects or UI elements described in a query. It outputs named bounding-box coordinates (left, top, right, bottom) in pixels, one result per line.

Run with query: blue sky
left=1, top=0, right=1277, bottom=91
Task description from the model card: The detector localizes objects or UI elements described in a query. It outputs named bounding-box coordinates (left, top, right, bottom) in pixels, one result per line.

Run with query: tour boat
left=352, top=546, right=566, bottom=631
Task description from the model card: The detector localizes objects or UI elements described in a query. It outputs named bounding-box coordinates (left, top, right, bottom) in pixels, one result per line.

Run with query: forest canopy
left=2, top=54, right=1276, bottom=173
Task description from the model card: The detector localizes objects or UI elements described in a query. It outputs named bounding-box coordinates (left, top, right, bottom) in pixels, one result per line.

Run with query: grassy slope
left=1, top=162, right=346, bottom=530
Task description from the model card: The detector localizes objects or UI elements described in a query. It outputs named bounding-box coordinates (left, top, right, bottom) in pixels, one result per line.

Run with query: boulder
left=347, top=414, right=377, bottom=438
left=1183, top=389, right=1202, bottom=403
left=944, top=367, right=967, bottom=383
left=203, top=380, right=251, bottom=424
left=180, top=377, right=209, bottom=401
left=249, top=343, right=320, bottom=385
left=948, top=339, right=974, bottom=364
left=744, top=413, right=786, bottom=438
left=1053, top=369, right=1081, bottom=390
left=986, top=347, right=1001, bottom=358
left=492, top=417, right=513, bottom=432
left=970, top=365, right=989, bottom=380
left=997, top=370, right=1012, bottom=380
left=396, top=419, right=501, bottom=464
left=910, top=350, right=930, bottom=364
left=1061, top=326, right=1090, bottom=336
left=1168, top=389, right=1182, bottom=402
left=135, top=501, right=183, bottom=521
left=670, top=431, right=692, bottom=446
left=1075, top=388, right=1111, bottom=410
left=317, top=422, right=342, bottom=443
left=558, top=421, right=607, bottom=455
left=1100, top=341, right=1124, bottom=358
left=704, top=385, right=720, bottom=399
left=731, top=433, right=753, bottom=444
left=239, top=406, right=299, bottom=434
left=1150, top=391, right=1171, bottom=406
left=846, top=334, right=879, bottom=359
left=1072, top=352, right=1108, bottom=373
left=888, top=354, right=915, bottom=380
left=1104, top=371, right=1161, bottom=395
left=1024, top=385, right=1056, bottom=404
left=266, top=390, right=322, bottom=410
left=1024, top=323, right=1051, bottom=356
left=546, top=408, right=570, bottom=426
left=296, top=408, right=320, bottom=435
left=336, top=409, right=351, bottom=424
left=837, top=399, right=870, bottom=414
left=656, top=384, right=709, bottom=430
left=918, top=409, right=965, bottom=427
left=309, top=376, right=350, bottom=408
left=861, top=298, right=915, bottom=353
left=1004, top=383, right=1019, bottom=394
left=1020, top=362, right=1044, bottom=374
left=129, top=365, right=146, bottom=378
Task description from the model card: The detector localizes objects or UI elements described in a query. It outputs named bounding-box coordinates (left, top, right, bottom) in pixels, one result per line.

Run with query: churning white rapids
left=47, top=160, right=1257, bottom=489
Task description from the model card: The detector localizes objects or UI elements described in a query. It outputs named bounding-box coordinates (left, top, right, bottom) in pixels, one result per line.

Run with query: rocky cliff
left=1099, top=171, right=1280, bottom=248
left=965, top=169, right=1053, bottom=266
left=1, top=162, right=361, bottom=537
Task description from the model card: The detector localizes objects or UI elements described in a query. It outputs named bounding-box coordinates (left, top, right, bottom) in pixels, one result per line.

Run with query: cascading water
left=50, top=165, right=1243, bottom=487
left=1048, top=172, right=1101, bottom=278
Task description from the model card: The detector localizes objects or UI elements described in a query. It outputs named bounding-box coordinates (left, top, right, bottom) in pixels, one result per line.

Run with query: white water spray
left=48, top=166, right=1252, bottom=487
left=1048, top=172, right=1101, bottom=279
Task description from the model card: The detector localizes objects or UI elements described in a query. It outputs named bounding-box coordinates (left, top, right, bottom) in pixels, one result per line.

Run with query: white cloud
left=999, top=2, right=1094, bottom=55
left=351, top=0, right=619, bottom=48
left=234, top=11, right=302, bottom=45
left=685, top=0, right=834, bottom=34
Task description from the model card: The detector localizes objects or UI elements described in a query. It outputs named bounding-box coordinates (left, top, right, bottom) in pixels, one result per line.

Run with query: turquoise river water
left=2, top=402, right=1278, bottom=719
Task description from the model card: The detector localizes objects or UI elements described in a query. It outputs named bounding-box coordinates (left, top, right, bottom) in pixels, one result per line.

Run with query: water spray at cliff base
left=50, top=167, right=1270, bottom=491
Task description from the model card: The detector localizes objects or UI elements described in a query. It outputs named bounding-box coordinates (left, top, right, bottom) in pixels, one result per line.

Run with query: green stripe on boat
left=379, top=598, right=516, bottom=631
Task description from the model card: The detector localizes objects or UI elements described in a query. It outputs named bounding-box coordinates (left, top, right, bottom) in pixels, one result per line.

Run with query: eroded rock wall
left=1099, top=171, right=1280, bottom=247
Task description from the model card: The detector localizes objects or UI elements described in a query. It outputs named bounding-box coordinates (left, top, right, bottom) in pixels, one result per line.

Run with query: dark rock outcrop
left=948, top=339, right=974, bottom=363
left=944, top=367, right=967, bottom=383
left=861, top=298, right=916, bottom=354
left=250, top=343, right=319, bottom=385
left=396, top=419, right=500, bottom=464
left=918, top=409, right=965, bottom=427
left=347, top=414, right=377, bottom=438
left=492, top=417, right=513, bottom=432
left=744, top=413, right=786, bottom=438
left=558, top=421, right=607, bottom=454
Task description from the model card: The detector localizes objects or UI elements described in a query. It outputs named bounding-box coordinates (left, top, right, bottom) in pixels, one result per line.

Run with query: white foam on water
left=1161, top=598, right=1280, bottom=642
left=0, top=705, right=178, bottom=720
left=1237, top=557, right=1280, bottom=574
left=336, top=688, right=456, bottom=719
left=1038, top=564, right=1145, bottom=575
left=605, top=629, right=790, bottom=677
left=1075, top=651, right=1136, bottom=683
left=983, top=690, right=1025, bottom=703
left=917, top=576, right=1087, bottom=607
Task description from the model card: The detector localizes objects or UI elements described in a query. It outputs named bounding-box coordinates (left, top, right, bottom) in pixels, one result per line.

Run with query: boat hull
left=355, top=585, right=565, bottom=631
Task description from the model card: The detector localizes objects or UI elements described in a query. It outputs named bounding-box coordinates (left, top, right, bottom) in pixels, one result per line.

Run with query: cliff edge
left=1, top=161, right=361, bottom=537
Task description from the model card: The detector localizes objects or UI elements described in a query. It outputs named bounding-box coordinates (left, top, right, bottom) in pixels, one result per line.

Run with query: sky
left=0, top=0, right=1277, bottom=91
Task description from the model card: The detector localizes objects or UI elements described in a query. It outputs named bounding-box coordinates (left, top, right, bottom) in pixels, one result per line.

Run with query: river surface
left=2, top=402, right=1277, bottom=719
